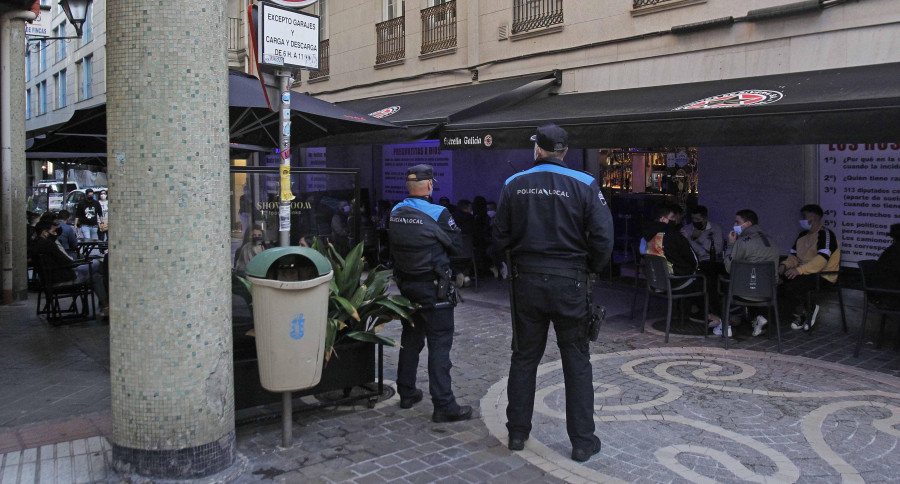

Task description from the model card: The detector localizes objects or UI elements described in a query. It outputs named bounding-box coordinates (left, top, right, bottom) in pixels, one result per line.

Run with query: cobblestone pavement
left=2, top=278, right=900, bottom=483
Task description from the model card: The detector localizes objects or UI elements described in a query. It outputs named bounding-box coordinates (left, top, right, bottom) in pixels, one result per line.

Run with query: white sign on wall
left=818, top=142, right=900, bottom=264
left=382, top=141, right=453, bottom=202
left=25, top=8, right=49, bottom=37
left=258, top=2, right=319, bottom=69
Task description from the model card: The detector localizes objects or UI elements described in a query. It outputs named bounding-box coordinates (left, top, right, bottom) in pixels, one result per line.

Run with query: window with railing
left=227, top=17, right=244, bottom=53
left=421, top=0, right=456, bottom=55
left=633, top=0, right=678, bottom=7
left=512, top=0, right=563, bottom=34
left=376, top=16, right=405, bottom=64
left=309, top=39, right=329, bottom=80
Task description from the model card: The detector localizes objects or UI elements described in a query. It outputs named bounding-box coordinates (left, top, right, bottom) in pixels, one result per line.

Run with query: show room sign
left=258, top=1, right=319, bottom=69
left=819, top=143, right=900, bottom=264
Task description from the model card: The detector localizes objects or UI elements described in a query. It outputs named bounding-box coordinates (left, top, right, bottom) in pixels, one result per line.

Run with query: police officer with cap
left=494, top=124, right=614, bottom=461
left=389, top=164, right=473, bottom=423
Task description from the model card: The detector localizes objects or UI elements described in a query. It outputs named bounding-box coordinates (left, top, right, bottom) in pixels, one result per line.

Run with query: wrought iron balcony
left=512, top=0, right=564, bottom=34
left=309, top=39, right=329, bottom=80
left=633, top=0, right=677, bottom=7
left=421, top=0, right=457, bottom=55
left=376, top=16, right=405, bottom=64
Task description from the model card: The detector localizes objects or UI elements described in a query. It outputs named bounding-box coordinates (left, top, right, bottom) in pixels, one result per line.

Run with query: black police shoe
left=432, top=405, right=473, bottom=423
left=399, top=389, right=423, bottom=409
left=508, top=436, right=527, bottom=451
left=571, top=435, right=602, bottom=462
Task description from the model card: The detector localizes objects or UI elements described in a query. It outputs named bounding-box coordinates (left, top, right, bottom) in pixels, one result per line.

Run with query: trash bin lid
left=245, top=246, right=332, bottom=278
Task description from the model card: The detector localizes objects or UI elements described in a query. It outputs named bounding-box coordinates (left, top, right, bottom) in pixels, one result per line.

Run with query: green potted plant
left=310, top=238, right=418, bottom=363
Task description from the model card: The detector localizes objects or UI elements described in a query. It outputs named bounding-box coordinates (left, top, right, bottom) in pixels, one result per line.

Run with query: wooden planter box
left=233, top=337, right=377, bottom=411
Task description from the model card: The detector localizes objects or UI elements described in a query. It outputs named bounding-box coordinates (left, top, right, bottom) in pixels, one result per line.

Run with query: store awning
left=315, top=72, right=560, bottom=146
left=437, top=63, right=900, bottom=149
left=26, top=70, right=398, bottom=158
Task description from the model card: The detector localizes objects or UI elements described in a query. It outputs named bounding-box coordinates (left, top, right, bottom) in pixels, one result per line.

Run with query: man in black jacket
left=389, top=164, right=472, bottom=423
left=74, top=189, right=103, bottom=240
left=493, top=125, right=613, bottom=462
left=33, top=219, right=108, bottom=316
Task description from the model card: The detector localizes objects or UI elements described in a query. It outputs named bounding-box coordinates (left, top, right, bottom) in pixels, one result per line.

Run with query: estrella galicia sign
left=674, top=90, right=783, bottom=110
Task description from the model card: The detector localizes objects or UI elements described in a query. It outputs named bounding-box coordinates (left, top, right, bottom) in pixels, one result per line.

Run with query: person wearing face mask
left=680, top=205, right=724, bottom=264
left=33, top=218, right=109, bottom=317
left=723, top=209, right=781, bottom=336
left=233, top=228, right=265, bottom=277
left=389, top=164, right=472, bottom=424
left=74, top=188, right=103, bottom=240
left=97, top=190, right=109, bottom=242
left=779, top=204, right=841, bottom=332
left=494, top=125, right=613, bottom=462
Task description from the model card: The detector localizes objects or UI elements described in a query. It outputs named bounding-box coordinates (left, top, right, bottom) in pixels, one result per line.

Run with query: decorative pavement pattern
left=482, top=347, right=900, bottom=483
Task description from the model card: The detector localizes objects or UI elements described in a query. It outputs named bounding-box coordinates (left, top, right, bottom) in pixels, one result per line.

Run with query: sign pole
left=278, top=71, right=294, bottom=249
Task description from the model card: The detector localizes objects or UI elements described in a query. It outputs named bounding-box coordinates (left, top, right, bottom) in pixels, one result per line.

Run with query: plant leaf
left=346, top=331, right=398, bottom=347
left=332, top=295, right=360, bottom=321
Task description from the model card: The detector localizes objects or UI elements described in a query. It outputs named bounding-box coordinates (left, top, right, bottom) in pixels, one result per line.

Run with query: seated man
left=643, top=202, right=717, bottom=328
left=681, top=205, right=726, bottom=316
left=871, top=223, right=900, bottom=297
left=723, top=209, right=781, bottom=336
left=779, top=204, right=841, bottom=332
left=55, top=210, right=79, bottom=257
left=33, top=219, right=109, bottom=317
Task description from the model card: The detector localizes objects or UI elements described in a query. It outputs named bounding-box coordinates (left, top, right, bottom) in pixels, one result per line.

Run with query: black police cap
left=530, top=124, right=569, bottom=152
left=406, top=164, right=434, bottom=181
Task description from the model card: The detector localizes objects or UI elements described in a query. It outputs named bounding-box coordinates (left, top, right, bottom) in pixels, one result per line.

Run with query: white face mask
left=799, top=219, right=811, bottom=230
left=100, top=194, right=107, bottom=200
left=733, top=225, right=743, bottom=235
left=487, top=210, right=496, bottom=218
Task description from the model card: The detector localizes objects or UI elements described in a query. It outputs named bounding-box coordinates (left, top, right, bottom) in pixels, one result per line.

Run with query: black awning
left=313, top=72, right=559, bottom=146
left=27, top=70, right=398, bottom=158
left=438, top=63, right=900, bottom=148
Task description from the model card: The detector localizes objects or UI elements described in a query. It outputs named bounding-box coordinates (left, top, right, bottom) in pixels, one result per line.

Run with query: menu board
left=382, top=141, right=453, bottom=202
left=819, top=143, right=900, bottom=264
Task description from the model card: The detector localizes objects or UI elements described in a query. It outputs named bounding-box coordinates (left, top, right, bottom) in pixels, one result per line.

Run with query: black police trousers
left=396, top=279, right=460, bottom=413
left=506, top=272, right=596, bottom=449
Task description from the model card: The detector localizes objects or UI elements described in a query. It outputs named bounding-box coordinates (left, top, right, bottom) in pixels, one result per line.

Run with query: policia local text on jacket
left=493, top=132, right=614, bottom=461
left=389, top=163, right=472, bottom=423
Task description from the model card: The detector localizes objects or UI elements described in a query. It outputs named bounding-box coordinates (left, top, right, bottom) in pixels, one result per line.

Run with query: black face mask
left=693, top=221, right=705, bottom=230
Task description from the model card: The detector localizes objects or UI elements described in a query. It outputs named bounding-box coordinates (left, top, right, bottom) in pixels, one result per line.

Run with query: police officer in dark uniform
left=494, top=125, right=614, bottom=462
left=389, top=164, right=473, bottom=423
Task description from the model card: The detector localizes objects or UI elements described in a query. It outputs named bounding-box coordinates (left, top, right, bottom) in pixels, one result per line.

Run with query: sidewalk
left=2, top=277, right=899, bottom=483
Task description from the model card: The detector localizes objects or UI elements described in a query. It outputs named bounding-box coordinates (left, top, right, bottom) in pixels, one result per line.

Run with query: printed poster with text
left=819, top=143, right=900, bottom=265
left=382, top=141, right=453, bottom=202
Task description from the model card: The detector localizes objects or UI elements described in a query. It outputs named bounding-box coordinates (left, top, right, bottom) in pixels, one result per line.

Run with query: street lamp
left=60, top=0, right=91, bottom=37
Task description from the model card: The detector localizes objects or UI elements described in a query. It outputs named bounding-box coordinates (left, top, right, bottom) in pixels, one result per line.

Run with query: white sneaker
left=464, top=276, right=472, bottom=287
left=712, top=323, right=732, bottom=337
left=500, top=262, right=509, bottom=279
left=790, top=313, right=805, bottom=330
left=752, top=316, right=768, bottom=337
left=455, top=273, right=465, bottom=287
left=804, top=305, right=820, bottom=332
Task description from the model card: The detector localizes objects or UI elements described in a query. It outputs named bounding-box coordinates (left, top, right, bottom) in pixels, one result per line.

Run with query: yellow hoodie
left=782, top=227, right=841, bottom=283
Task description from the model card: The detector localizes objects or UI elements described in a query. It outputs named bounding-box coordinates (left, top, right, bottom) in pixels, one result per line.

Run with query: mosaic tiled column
left=106, top=1, right=234, bottom=479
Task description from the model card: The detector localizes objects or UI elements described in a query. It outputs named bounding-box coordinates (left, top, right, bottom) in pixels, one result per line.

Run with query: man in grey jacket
left=723, top=209, right=780, bottom=336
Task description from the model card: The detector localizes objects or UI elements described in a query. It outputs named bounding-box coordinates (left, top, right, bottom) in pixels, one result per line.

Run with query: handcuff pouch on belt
left=515, top=264, right=604, bottom=341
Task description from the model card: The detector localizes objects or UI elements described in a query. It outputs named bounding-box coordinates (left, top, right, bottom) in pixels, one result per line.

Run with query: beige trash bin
left=246, top=247, right=333, bottom=392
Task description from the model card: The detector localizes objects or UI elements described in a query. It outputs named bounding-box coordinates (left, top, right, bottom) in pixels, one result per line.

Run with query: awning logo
left=370, top=106, right=400, bottom=118
left=674, top=90, right=783, bottom=110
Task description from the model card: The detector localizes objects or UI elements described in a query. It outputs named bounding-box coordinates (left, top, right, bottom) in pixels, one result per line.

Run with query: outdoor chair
left=450, top=234, right=478, bottom=290
left=628, top=243, right=646, bottom=320
left=853, top=260, right=900, bottom=357
left=34, top=255, right=96, bottom=324
left=723, top=261, right=781, bottom=352
left=810, top=270, right=848, bottom=333
left=641, top=254, right=708, bottom=343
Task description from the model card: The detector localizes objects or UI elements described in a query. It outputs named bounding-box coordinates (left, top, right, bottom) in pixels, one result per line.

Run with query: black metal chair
left=450, top=234, right=478, bottom=290
left=811, top=270, right=848, bottom=333
left=629, top=243, right=646, bottom=320
left=853, top=260, right=900, bottom=357
left=641, top=254, right=708, bottom=343
left=34, top=255, right=96, bottom=324
left=723, top=261, right=781, bottom=352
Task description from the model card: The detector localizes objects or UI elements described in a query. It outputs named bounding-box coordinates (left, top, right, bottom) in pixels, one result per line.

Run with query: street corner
left=480, top=347, right=900, bottom=483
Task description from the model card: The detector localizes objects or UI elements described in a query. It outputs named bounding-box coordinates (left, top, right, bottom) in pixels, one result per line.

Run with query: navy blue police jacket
left=389, top=196, right=461, bottom=277
left=493, top=158, right=614, bottom=273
